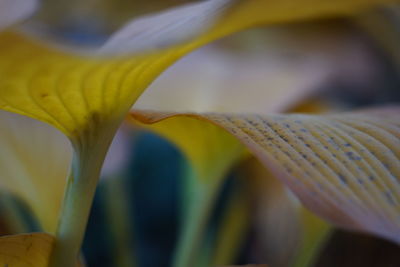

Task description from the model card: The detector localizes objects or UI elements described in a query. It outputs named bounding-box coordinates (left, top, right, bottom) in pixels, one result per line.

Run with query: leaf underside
left=130, top=107, right=400, bottom=244
left=0, top=0, right=394, bottom=141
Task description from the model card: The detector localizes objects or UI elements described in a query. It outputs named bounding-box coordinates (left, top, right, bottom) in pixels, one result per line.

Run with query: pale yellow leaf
left=131, top=112, right=245, bottom=181
left=130, top=107, right=400, bottom=243
left=0, top=0, right=395, bottom=144
left=129, top=111, right=245, bottom=267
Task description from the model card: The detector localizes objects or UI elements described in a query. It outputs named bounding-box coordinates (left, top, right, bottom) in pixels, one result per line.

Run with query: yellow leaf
left=0, top=0, right=395, bottom=264
left=130, top=106, right=400, bottom=243
left=295, top=208, right=331, bottom=267
left=133, top=112, right=245, bottom=180
left=0, top=0, right=394, bottom=144
left=130, top=112, right=245, bottom=267
left=132, top=92, right=322, bottom=266
left=211, top=175, right=251, bottom=266
left=0, top=233, right=54, bottom=267
left=0, top=110, right=72, bottom=233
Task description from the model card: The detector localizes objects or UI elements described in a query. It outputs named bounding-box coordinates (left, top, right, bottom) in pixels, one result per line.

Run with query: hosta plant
left=0, top=0, right=399, bottom=266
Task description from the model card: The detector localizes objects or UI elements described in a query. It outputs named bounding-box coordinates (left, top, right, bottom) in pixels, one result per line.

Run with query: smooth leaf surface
left=130, top=107, right=400, bottom=243
left=135, top=33, right=329, bottom=113
left=0, top=0, right=395, bottom=143
left=0, top=233, right=54, bottom=267
left=136, top=20, right=377, bottom=114
left=0, top=110, right=72, bottom=233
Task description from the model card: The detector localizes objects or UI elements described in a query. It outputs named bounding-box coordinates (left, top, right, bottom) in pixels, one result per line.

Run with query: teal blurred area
left=83, top=132, right=183, bottom=267
left=78, top=130, right=400, bottom=267
left=81, top=131, right=252, bottom=267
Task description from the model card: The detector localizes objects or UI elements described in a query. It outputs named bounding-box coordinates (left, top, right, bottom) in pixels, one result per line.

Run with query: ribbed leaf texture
left=130, top=107, right=400, bottom=243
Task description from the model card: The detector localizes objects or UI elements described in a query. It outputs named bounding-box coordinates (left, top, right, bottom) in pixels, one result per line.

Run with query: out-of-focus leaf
left=130, top=107, right=400, bottom=244
left=0, top=233, right=54, bottom=267
left=98, top=0, right=398, bottom=56
left=131, top=113, right=245, bottom=267
left=355, top=6, right=400, bottom=73
left=103, top=175, right=136, bottom=267
left=211, top=177, right=251, bottom=266
left=0, top=0, right=395, bottom=144
left=235, top=157, right=329, bottom=267
left=136, top=21, right=378, bottom=114
left=294, top=209, right=331, bottom=267
left=241, top=157, right=303, bottom=266
left=0, top=191, right=35, bottom=234
left=32, top=0, right=185, bottom=36
left=96, top=0, right=232, bottom=55
left=132, top=114, right=245, bottom=180
left=135, top=40, right=327, bottom=113
left=0, top=0, right=38, bottom=31
left=0, top=110, right=72, bottom=233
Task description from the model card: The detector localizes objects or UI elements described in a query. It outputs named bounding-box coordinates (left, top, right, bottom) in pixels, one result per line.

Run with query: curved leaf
left=211, top=188, right=251, bottom=266
left=130, top=107, right=400, bottom=243
left=135, top=113, right=245, bottom=180
left=0, top=0, right=395, bottom=143
left=0, top=0, right=395, bottom=263
left=0, top=233, right=54, bottom=267
left=133, top=113, right=245, bottom=267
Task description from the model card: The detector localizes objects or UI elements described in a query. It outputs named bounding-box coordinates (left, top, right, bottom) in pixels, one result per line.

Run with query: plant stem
left=212, top=183, right=249, bottom=266
left=49, top=130, right=115, bottom=267
left=172, top=164, right=222, bottom=267
left=104, top=175, right=136, bottom=267
left=172, top=191, right=217, bottom=267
